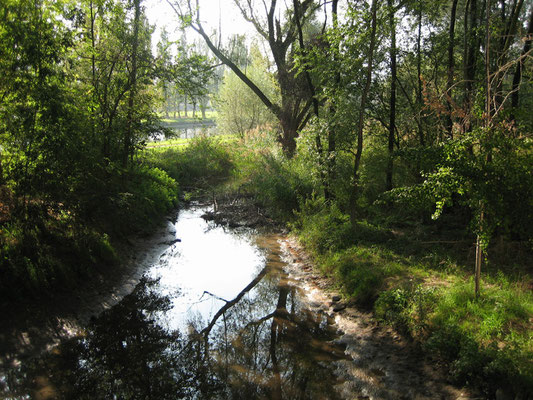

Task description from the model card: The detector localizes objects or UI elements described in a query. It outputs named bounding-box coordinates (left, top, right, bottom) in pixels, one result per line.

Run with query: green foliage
left=0, top=217, right=119, bottom=299
left=215, top=48, right=278, bottom=138
left=387, top=127, right=533, bottom=245
left=142, top=136, right=234, bottom=189
left=425, top=282, right=533, bottom=395
left=293, top=196, right=355, bottom=254
left=236, top=149, right=314, bottom=220
left=0, top=160, right=177, bottom=299
left=77, top=163, right=179, bottom=235
left=374, top=280, right=533, bottom=396
left=375, top=286, right=438, bottom=336
left=332, top=250, right=384, bottom=305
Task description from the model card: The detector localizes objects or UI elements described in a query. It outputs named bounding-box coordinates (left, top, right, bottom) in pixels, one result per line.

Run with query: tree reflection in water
left=6, top=260, right=346, bottom=399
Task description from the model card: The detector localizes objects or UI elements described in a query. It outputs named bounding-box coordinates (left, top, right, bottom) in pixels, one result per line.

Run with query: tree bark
left=124, top=0, right=141, bottom=167
left=326, top=0, right=340, bottom=201
left=416, top=2, right=424, bottom=146
left=350, top=0, right=378, bottom=227
left=445, top=0, right=458, bottom=138
left=511, top=8, right=533, bottom=120
left=293, top=0, right=329, bottom=197
left=386, top=0, right=397, bottom=191
left=464, top=0, right=480, bottom=132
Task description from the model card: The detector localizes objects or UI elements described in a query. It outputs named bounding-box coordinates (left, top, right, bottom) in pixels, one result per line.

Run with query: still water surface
left=4, top=206, right=348, bottom=399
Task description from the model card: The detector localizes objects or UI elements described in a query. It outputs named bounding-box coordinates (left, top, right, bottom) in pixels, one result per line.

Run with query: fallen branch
left=200, top=266, right=269, bottom=338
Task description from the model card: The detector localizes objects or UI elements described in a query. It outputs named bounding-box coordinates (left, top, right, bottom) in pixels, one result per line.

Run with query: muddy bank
left=191, top=194, right=480, bottom=399
left=0, top=209, right=181, bottom=380
left=280, top=237, right=479, bottom=400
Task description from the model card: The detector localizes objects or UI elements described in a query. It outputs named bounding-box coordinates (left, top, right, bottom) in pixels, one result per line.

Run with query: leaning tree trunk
left=174, top=0, right=316, bottom=158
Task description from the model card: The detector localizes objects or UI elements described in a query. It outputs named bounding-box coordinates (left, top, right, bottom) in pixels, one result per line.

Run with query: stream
left=0, top=205, right=474, bottom=399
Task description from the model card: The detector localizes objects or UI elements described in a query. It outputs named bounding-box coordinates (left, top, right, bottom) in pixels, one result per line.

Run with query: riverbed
left=0, top=204, right=475, bottom=399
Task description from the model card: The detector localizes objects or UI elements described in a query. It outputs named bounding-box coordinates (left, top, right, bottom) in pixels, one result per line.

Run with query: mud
left=280, top=237, right=480, bottom=400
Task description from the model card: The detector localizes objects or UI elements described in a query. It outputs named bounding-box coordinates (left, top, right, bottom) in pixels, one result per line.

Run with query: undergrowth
left=0, top=162, right=179, bottom=301
left=292, top=196, right=533, bottom=397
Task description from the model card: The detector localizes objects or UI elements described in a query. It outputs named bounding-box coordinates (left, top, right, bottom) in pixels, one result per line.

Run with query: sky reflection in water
left=4, top=207, right=347, bottom=399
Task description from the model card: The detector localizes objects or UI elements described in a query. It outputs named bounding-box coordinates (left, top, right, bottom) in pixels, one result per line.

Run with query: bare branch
left=200, top=266, right=269, bottom=338
left=167, top=0, right=280, bottom=116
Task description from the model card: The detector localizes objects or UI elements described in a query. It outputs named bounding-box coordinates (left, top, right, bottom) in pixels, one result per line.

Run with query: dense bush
left=142, top=136, right=234, bottom=190
left=234, top=148, right=315, bottom=220
left=0, top=218, right=118, bottom=299
left=0, top=163, right=178, bottom=300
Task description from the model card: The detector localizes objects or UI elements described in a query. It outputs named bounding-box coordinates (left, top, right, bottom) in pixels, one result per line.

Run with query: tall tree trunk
left=325, top=0, right=340, bottom=201
left=90, top=0, right=97, bottom=144
left=446, top=0, right=458, bottom=138
left=293, top=0, right=329, bottom=197
left=493, top=0, right=524, bottom=112
left=511, top=9, right=533, bottom=120
left=124, top=0, right=141, bottom=167
left=416, top=2, right=425, bottom=146
left=350, top=0, right=378, bottom=227
left=475, top=0, right=492, bottom=298
left=386, top=0, right=397, bottom=191
left=464, top=0, right=479, bottom=133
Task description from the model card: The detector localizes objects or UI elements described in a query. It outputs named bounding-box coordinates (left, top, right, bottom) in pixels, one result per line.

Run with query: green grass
left=291, top=197, right=533, bottom=397
left=146, top=138, right=189, bottom=148
left=141, top=135, right=236, bottom=190
left=146, top=134, right=237, bottom=149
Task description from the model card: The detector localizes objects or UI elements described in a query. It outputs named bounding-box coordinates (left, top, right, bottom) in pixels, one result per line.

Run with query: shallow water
left=156, top=122, right=217, bottom=140
left=2, top=206, right=348, bottom=399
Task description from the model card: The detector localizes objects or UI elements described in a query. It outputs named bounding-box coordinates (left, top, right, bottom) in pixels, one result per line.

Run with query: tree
left=156, top=28, right=174, bottom=118
left=386, top=0, right=398, bottom=191
left=0, top=0, right=77, bottom=213
left=349, top=0, right=379, bottom=226
left=169, top=0, right=323, bottom=157
left=216, top=46, right=278, bottom=138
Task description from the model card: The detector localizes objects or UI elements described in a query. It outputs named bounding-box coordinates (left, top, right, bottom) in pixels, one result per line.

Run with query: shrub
left=294, top=196, right=354, bottom=255
left=143, top=136, right=233, bottom=189
left=237, top=150, right=314, bottom=220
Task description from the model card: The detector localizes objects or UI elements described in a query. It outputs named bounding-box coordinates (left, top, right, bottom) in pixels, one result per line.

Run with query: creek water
left=158, top=121, right=217, bottom=140
left=2, top=206, right=349, bottom=399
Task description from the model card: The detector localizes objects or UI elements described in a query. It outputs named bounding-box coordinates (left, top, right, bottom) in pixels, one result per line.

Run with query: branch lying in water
left=201, top=266, right=269, bottom=338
